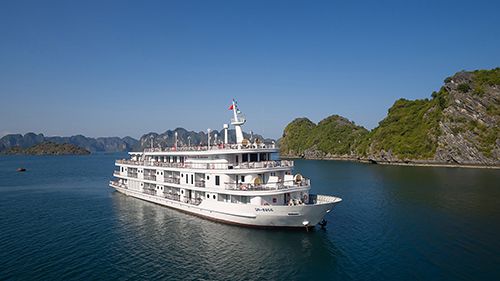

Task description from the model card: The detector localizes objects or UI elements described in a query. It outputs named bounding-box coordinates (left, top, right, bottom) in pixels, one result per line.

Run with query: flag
left=229, top=104, right=234, bottom=110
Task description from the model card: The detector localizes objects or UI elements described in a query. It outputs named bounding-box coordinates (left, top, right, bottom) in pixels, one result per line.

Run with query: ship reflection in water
left=110, top=192, right=341, bottom=280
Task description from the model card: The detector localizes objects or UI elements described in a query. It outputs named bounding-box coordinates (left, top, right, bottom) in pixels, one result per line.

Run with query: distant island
left=2, top=142, right=90, bottom=155
left=280, top=68, right=500, bottom=168
left=0, top=134, right=138, bottom=153
left=0, top=129, right=272, bottom=154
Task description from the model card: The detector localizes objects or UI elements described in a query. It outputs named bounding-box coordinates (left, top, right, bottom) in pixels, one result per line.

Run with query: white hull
left=110, top=184, right=340, bottom=228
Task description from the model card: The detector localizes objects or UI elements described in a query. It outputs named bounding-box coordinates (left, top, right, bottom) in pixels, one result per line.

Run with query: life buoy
left=303, top=194, right=308, bottom=202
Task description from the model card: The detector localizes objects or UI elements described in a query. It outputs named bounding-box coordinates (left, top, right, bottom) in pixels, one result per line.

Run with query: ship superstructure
left=110, top=100, right=341, bottom=228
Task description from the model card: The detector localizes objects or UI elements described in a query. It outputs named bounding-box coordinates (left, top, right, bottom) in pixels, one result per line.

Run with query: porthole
left=181, top=190, right=184, bottom=194
left=207, top=194, right=210, bottom=198
left=213, top=195, right=216, bottom=199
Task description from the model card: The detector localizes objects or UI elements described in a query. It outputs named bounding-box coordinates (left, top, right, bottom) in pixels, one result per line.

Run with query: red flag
left=229, top=104, right=234, bottom=110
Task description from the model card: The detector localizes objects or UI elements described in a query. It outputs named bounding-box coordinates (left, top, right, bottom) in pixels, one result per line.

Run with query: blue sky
left=1, top=0, right=499, bottom=139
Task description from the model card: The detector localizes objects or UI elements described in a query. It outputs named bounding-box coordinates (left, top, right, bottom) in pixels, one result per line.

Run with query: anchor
left=319, top=219, right=328, bottom=229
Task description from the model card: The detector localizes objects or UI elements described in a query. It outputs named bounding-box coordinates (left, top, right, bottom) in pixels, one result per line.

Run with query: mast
left=230, top=99, right=245, bottom=144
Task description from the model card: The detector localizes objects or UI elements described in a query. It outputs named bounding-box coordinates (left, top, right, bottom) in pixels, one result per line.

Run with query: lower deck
left=109, top=181, right=341, bottom=228
left=110, top=178, right=312, bottom=208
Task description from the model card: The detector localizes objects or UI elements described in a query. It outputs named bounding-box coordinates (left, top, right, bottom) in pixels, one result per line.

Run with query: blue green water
left=1, top=153, right=499, bottom=280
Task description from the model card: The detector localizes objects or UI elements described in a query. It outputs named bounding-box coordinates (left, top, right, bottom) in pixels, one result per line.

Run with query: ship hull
left=110, top=184, right=340, bottom=228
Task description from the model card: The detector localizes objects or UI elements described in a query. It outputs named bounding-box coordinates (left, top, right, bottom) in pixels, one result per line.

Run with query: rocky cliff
left=280, top=68, right=500, bottom=167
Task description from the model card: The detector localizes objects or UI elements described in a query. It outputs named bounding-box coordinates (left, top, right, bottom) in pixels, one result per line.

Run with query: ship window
left=121, top=167, right=124, bottom=172
left=242, top=154, right=248, bottom=162
left=207, top=176, right=210, bottom=180
left=260, top=153, right=267, bottom=161
left=207, top=194, right=210, bottom=198
left=215, top=176, right=220, bottom=186
left=241, top=176, right=244, bottom=182
left=213, top=195, right=216, bottom=199
left=181, top=190, right=184, bottom=194
left=181, top=174, right=184, bottom=177
left=191, top=174, right=194, bottom=184
left=235, top=155, right=239, bottom=164
left=186, top=175, right=188, bottom=184
left=272, top=198, right=277, bottom=203
left=250, top=153, right=257, bottom=162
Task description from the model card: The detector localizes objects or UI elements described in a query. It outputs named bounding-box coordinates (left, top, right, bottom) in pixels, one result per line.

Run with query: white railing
left=116, top=159, right=293, bottom=171
left=164, top=178, right=181, bottom=184
left=142, top=142, right=275, bottom=153
left=224, top=178, right=310, bottom=191
left=109, top=181, right=127, bottom=189
left=164, top=193, right=202, bottom=206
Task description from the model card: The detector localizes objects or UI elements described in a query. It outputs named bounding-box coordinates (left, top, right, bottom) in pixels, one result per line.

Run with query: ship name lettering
left=255, top=208, right=274, bottom=212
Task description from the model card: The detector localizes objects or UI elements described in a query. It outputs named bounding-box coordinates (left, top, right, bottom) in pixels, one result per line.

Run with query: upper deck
left=130, top=143, right=278, bottom=157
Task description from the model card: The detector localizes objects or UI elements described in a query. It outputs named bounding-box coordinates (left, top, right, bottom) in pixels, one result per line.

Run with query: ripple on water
left=1, top=155, right=500, bottom=281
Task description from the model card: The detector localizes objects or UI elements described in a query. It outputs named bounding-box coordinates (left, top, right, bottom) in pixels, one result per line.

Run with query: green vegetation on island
left=280, top=115, right=368, bottom=158
left=2, top=142, right=91, bottom=155
left=280, top=68, right=500, bottom=166
left=356, top=87, right=447, bottom=160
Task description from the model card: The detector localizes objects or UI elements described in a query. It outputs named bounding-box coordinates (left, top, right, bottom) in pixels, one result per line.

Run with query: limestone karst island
left=279, top=68, right=500, bottom=168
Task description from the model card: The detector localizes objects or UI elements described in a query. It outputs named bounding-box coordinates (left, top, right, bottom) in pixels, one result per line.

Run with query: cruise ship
left=109, top=100, right=342, bottom=229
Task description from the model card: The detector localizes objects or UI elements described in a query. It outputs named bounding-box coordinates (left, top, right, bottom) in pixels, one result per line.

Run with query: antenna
left=174, top=131, right=178, bottom=149
left=207, top=128, right=211, bottom=149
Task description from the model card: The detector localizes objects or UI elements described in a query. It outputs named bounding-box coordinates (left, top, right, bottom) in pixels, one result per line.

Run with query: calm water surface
left=0, top=154, right=499, bottom=280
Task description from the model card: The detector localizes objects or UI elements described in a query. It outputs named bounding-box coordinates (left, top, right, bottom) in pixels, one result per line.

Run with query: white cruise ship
left=110, top=100, right=342, bottom=229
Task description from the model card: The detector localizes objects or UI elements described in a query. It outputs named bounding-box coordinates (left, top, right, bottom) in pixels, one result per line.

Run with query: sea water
left=0, top=154, right=499, bottom=280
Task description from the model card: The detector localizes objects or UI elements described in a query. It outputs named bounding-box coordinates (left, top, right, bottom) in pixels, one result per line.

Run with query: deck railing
left=224, top=178, right=310, bottom=191
left=164, top=193, right=202, bottom=206
left=116, top=159, right=293, bottom=170
left=127, top=173, right=138, bottom=178
left=194, top=181, right=205, bottom=187
left=142, top=142, right=275, bottom=153
left=109, top=180, right=127, bottom=189
left=144, top=175, right=156, bottom=181
left=164, top=177, right=181, bottom=184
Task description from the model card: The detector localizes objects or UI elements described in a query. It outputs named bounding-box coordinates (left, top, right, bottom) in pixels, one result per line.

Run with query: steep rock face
left=280, top=116, right=368, bottom=158
left=280, top=68, right=499, bottom=166
left=434, top=70, right=500, bottom=165
left=361, top=69, right=499, bottom=165
left=360, top=96, right=444, bottom=162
